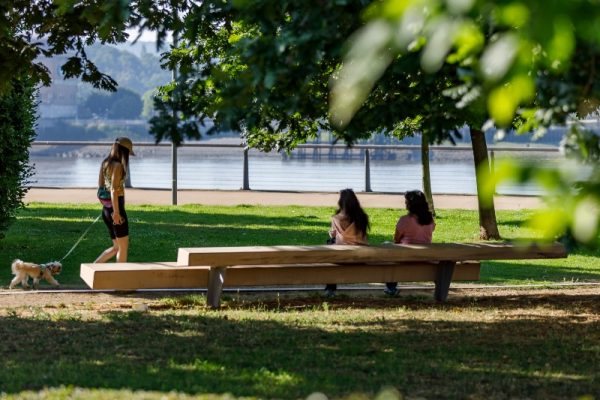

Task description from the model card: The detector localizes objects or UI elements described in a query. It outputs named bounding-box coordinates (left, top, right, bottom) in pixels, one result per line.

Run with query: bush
left=0, top=79, right=37, bottom=239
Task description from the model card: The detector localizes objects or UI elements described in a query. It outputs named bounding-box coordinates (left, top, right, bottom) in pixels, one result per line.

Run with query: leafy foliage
left=148, top=1, right=474, bottom=149
left=0, top=0, right=133, bottom=93
left=84, top=44, right=171, bottom=95
left=143, top=0, right=502, bottom=239
left=150, top=0, right=373, bottom=149
left=332, top=0, right=600, bottom=128
left=0, top=79, right=37, bottom=239
left=333, top=0, right=600, bottom=245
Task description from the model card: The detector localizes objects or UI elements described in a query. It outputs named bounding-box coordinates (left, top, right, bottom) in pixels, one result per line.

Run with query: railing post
left=242, top=147, right=250, bottom=190
left=490, top=149, right=497, bottom=195
left=171, top=23, right=179, bottom=206
left=365, top=148, right=372, bottom=192
left=172, top=142, right=178, bottom=205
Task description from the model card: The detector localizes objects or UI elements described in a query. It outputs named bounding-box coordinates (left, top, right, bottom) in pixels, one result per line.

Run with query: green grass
left=1, top=203, right=599, bottom=399
left=0, top=292, right=599, bottom=399
left=1, top=203, right=599, bottom=287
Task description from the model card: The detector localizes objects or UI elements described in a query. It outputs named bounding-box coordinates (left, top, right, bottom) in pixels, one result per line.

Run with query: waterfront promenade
left=25, top=187, right=542, bottom=209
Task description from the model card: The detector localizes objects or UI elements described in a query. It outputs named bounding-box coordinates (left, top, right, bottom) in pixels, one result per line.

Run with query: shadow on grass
left=2, top=205, right=598, bottom=287
left=0, top=293, right=599, bottom=399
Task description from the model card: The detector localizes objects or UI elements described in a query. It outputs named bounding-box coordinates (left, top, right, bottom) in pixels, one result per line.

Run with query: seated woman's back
left=394, top=214, right=435, bottom=244
left=324, top=188, right=369, bottom=296
left=331, top=213, right=368, bottom=245
left=386, top=190, right=435, bottom=295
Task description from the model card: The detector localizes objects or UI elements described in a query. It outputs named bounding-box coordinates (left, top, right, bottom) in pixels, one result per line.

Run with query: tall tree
left=0, top=0, right=136, bottom=238
left=331, top=0, right=600, bottom=245
left=148, top=1, right=480, bottom=220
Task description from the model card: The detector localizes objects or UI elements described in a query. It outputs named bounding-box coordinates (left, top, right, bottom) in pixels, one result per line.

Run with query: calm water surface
left=28, top=152, right=557, bottom=196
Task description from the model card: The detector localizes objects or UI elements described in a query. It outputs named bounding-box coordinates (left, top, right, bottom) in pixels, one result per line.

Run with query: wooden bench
left=80, top=242, right=567, bottom=308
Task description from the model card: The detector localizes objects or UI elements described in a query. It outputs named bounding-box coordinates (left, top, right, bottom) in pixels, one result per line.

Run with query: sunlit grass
left=0, top=202, right=598, bottom=288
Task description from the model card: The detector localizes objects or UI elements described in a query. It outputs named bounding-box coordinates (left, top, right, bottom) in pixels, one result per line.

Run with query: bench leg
left=207, top=267, right=227, bottom=309
left=434, top=261, right=456, bottom=302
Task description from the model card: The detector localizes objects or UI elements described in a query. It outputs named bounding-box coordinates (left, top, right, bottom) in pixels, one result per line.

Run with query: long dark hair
left=336, top=188, right=370, bottom=235
left=405, top=190, right=434, bottom=225
left=101, top=142, right=130, bottom=179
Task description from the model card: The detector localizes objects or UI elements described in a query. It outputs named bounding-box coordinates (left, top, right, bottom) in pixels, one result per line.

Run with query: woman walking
left=325, top=188, right=370, bottom=297
left=95, top=137, right=135, bottom=263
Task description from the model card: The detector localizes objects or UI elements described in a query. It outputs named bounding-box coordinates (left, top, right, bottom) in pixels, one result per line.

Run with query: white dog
left=9, top=259, right=62, bottom=289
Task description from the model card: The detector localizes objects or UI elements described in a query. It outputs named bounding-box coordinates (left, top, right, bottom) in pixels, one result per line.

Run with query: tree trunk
left=470, top=128, right=501, bottom=240
left=421, top=135, right=435, bottom=216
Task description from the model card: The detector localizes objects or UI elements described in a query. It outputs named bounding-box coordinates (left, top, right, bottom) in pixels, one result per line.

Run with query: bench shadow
left=0, top=295, right=598, bottom=399
left=3, top=207, right=393, bottom=285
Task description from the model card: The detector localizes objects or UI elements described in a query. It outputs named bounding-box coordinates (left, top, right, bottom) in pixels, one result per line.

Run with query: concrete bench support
left=434, top=261, right=456, bottom=302
left=207, top=267, right=227, bottom=309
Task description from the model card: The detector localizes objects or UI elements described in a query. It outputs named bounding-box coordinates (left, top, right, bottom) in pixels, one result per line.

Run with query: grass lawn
left=1, top=203, right=598, bottom=287
left=0, top=288, right=599, bottom=399
left=0, top=203, right=599, bottom=399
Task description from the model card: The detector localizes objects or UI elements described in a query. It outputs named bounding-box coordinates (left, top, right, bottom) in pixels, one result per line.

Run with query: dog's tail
left=11, top=259, right=23, bottom=275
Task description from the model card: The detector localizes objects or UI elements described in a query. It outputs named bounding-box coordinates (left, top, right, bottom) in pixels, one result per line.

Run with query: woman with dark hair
left=94, top=137, right=135, bottom=263
left=385, top=190, right=435, bottom=295
left=325, top=188, right=370, bottom=296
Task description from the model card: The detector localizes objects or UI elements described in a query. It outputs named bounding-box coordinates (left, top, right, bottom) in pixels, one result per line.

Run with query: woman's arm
left=329, top=217, right=337, bottom=238
left=98, top=162, right=104, bottom=187
left=110, top=162, right=124, bottom=225
left=394, top=216, right=407, bottom=243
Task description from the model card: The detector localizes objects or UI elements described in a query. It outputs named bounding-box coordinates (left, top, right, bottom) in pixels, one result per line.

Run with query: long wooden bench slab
left=179, top=242, right=565, bottom=307
left=80, top=261, right=480, bottom=290
left=177, top=242, right=567, bottom=266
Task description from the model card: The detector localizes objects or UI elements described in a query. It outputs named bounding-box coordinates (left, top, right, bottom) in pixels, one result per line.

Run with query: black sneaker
left=324, top=289, right=336, bottom=298
left=384, top=288, right=398, bottom=296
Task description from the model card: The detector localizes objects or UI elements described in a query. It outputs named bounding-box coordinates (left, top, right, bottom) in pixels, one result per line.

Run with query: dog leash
left=59, top=213, right=102, bottom=262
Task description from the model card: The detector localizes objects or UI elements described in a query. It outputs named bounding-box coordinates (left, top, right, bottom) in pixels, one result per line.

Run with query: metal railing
left=31, top=141, right=561, bottom=204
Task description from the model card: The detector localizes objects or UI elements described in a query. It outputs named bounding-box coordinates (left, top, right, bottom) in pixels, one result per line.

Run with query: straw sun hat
left=115, top=137, right=135, bottom=156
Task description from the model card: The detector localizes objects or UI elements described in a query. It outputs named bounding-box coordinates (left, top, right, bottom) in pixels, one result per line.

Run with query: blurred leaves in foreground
left=483, top=127, right=599, bottom=247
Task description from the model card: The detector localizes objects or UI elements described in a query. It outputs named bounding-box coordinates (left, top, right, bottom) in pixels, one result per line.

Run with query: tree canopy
left=3, top=0, right=599, bottom=245
left=331, top=0, right=600, bottom=245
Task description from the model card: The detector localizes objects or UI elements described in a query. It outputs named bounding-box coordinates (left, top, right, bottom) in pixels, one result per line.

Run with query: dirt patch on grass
left=0, top=286, right=598, bottom=313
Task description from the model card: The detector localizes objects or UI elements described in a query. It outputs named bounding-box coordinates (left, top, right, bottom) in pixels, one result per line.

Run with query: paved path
left=25, top=188, right=542, bottom=209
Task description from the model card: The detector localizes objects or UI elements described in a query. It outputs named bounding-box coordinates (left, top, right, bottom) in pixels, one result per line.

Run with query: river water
left=28, top=145, right=570, bottom=195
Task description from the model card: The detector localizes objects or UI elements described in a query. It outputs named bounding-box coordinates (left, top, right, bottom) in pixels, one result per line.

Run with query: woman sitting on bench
left=325, top=188, right=370, bottom=297
left=385, top=190, right=436, bottom=296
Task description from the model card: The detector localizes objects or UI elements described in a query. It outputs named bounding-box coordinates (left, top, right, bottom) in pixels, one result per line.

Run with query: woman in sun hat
left=94, top=137, right=135, bottom=263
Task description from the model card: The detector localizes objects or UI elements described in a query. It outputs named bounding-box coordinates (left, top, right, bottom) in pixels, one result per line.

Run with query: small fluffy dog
left=9, top=259, right=62, bottom=289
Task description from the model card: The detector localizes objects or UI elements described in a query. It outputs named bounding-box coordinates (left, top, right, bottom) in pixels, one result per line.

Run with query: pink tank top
left=395, top=214, right=435, bottom=244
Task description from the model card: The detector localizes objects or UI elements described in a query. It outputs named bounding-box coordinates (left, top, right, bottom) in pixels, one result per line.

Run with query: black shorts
left=102, top=196, right=129, bottom=239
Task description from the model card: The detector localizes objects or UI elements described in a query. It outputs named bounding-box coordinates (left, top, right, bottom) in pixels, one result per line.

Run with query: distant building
left=37, top=56, right=78, bottom=119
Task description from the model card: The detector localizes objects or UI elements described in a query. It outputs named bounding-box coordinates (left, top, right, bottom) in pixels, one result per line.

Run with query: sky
left=126, top=28, right=172, bottom=43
